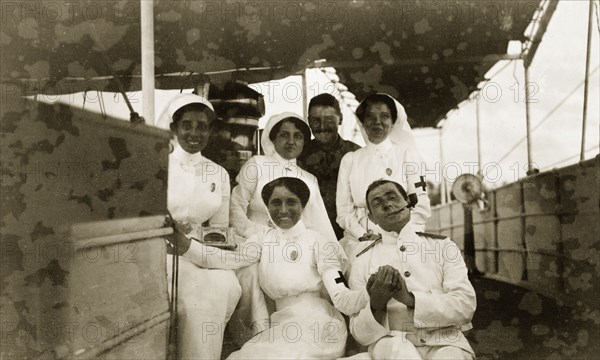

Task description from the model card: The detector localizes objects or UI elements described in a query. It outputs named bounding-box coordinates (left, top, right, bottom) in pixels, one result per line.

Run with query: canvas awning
left=1, top=0, right=544, bottom=127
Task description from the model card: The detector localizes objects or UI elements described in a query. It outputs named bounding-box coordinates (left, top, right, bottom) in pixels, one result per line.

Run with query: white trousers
left=168, top=256, right=242, bottom=360
left=372, top=336, right=474, bottom=360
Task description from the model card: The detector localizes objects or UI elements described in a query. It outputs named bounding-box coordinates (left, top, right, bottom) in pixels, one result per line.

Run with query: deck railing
left=426, top=156, right=599, bottom=309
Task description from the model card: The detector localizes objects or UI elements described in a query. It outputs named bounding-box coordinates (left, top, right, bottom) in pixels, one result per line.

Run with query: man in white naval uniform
left=348, top=179, right=476, bottom=360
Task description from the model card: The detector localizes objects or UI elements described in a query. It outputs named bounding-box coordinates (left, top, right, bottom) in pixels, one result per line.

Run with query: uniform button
left=399, top=245, right=406, bottom=252
left=404, top=271, right=411, bottom=277
left=420, top=338, right=426, bottom=344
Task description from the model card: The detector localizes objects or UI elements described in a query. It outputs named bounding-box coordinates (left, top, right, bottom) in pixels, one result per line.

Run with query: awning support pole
left=439, top=127, right=447, bottom=204
left=524, top=62, right=535, bottom=175
left=580, top=0, right=594, bottom=161
left=475, top=92, right=483, bottom=177
left=302, top=69, right=308, bottom=120
left=141, top=0, right=155, bottom=125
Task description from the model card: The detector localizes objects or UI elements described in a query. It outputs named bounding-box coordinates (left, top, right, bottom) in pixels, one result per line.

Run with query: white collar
left=379, top=222, right=415, bottom=244
left=172, top=143, right=204, bottom=167
left=276, top=219, right=306, bottom=238
left=366, top=137, right=393, bottom=153
left=272, top=151, right=297, bottom=165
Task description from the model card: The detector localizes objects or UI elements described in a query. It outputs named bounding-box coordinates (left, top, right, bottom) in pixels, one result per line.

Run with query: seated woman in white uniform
left=229, top=113, right=337, bottom=340
left=182, top=177, right=368, bottom=359
left=162, top=93, right=241, bottom=360
left=336, top=93, right=431, bottom=259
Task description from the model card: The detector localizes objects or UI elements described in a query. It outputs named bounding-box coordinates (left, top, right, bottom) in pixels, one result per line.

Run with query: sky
left=45, top=0, right=599, bottom=190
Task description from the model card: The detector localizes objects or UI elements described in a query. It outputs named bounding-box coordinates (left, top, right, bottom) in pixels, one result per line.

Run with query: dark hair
left=365, top=179, right=411, bottom=212
left=261, top=177, right=310, bottom=208
left=355, top=94, right=397, bottom=124
left=309, top=93, right=342, bottom=119
left=269, top=117, right=312, bottom=143
left=172, top=103, right=216, bottom=125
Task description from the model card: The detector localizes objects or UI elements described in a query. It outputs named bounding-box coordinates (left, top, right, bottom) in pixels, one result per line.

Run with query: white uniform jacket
left=348, top=224, right=476, bottom=356
left=336, top=137, right=431, bottom=238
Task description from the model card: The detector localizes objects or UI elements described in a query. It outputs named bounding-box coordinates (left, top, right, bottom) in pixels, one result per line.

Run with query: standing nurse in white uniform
left=337, top=93, right=431, bottom=259
left=163, top=93, right=241, bottom=360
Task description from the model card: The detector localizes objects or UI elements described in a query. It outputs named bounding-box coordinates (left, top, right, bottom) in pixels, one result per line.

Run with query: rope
left=166, top=212, right=180, bottom=360
left=495, top=65, right=600, bottom=165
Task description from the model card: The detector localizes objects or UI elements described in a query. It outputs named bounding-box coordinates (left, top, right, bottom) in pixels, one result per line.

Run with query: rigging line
left=495, top=65, right=600, bottom=165
left=484, top=59, right=514, bottom=80
left=595, top=0, right=600, bottom=33
left=541, top=144, right=600, bottom=170
left=98, top=91, right=107, bottom=119
left=512, top=59, right=520, bottom=84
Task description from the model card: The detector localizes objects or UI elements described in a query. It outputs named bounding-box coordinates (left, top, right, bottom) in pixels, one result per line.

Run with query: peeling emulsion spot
left=17, top=18, right=39, bottom=40
left=30, top=221, right=55, bottom=242
left=175, top=49, right=237, bottom=74
left=539, top=182, right=557, bottom=199
left=67, top=190, right=93, bottom=212
left=67, top=61, right=100, bottom=79
left=297, top=34, right=335, bottom=66
left=414, top=18, right=432, bottom=34
left=54, top=20, right=128, bottom=51
left=237, top=4, right=262, bottom=42
left=1, top=111, right=24, bottom=133
left=96, top=188, right=115, bottom=202
left=101, top=137, right=131, bottom=170
left=474, top=320, right=523, bottom=356
left=38, top=103, right=79, bottom=135
left=574, top=307, right=600, bottom=325
left=449, top=75, right=468, bottom=101
left=531, top=324, right=550, bottom=336
left=23, top=259, right=69, bottom=287
left=112, top=59, right=135, bottom=72
left=24, top=61, right=50, bottom=80
left=95, top=314, right=114, bottom=329
left=187, top=28, right=201, bottom=45
left=442, top=48, right=454, bottom=57
left=369, top=41, right=394, bottom=65
left=0, top=234, right=25, bottom=286
left=51, top=301, right=69, bottom=310
left=155, top=168, right=168, bottom=190
left=96, top=178, right=122, bottom=202
left=157, top=9, right=182, bottom=22
left=1, top=31, right=12, bottom=45
left=130, top=180, right=149, bottom=191
left=434, top=77, right=445, bottom=90
left=544, top=260, right=560, bottom=278
left=484, top=290, right=500, bottom=301
left=350, top=64, right=383, bottom=92
left=4, top=301, right=38, bottom=342
left=352, top=48, right=364, bottom=59
left=567, top=272, right=593, bottom=291
left=518, top=291, right=543, bottom=315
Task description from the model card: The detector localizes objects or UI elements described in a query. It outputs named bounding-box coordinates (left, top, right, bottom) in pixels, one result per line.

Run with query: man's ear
left=169, top=122, right=177, bottom=132
left=367, top=209, right=376, bottom=225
